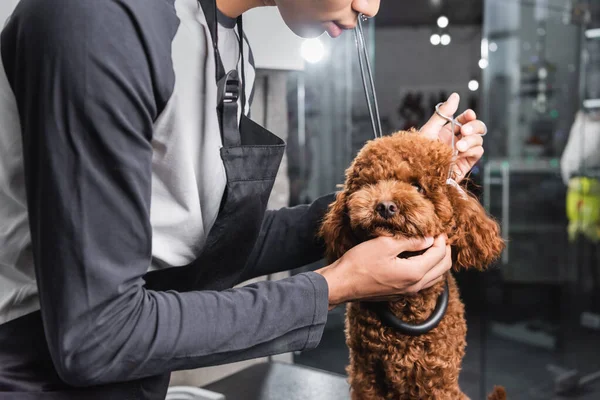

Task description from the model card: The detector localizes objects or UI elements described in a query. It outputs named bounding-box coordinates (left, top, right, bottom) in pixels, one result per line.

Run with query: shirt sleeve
left=0, top=0, right=328, bottom=387
left=239, top=194, right=336, bottom=283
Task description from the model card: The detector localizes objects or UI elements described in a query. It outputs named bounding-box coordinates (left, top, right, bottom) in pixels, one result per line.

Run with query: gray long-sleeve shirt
left=0, top=0, right=331, bottom=387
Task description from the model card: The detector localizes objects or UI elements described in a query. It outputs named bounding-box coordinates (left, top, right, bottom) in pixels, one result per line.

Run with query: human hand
left=316, top=235, right=451, bottom=309
left=420, top=93, right=487, bottom=183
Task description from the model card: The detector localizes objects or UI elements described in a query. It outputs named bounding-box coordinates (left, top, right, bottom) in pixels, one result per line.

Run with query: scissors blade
left=355, top=14, right=382, bottom=139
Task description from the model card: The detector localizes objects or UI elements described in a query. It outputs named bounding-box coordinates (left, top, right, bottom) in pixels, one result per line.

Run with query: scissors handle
left=435, top=102, right=463, bottom=132
left=434, top=102, right=463, bottom=180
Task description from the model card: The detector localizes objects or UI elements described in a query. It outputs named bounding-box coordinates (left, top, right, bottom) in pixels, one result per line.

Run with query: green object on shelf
left=566, top=176, right=600, bottom=243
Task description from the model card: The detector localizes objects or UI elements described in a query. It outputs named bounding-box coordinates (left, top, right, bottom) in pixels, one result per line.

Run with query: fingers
left=455, top=109, right=477, bottom=126
left=370, top=243, right=451, bottom=299
left=378, top=235, right=434, bottom=255
left=456, top=131, right=483, bottom=152
left=419, top=245, right=452, bottom=288
left=459, top=145, right=484, bottom=161
left=441, top=110, right=487, bottom=142
left=441, top=109, right=474, bottom=138
left=397, top=235, right=447, bottom=276
left=421, top=274, right=445, bottom=290
left=459, top=119, right=487, bottom=137
left=405, top=245, right=452, bottom=293
left=420, top=93, right=460, bottom=140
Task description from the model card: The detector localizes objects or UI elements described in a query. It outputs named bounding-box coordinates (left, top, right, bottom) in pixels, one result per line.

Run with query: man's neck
left=216, top=0, right=276, bottom=19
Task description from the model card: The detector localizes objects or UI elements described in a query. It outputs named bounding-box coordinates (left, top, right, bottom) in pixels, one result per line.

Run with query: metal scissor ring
left=435, top=103, right=488, bottom=137
left=480, top=121, right=488, bottom=136
left=435, top=102, right=463, bottom=136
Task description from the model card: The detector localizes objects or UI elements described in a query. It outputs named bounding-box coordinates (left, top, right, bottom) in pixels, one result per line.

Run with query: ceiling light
left=478, top=58, right=489, bottom=69
left=468, top=80, right=479, bottom=91
left=437, top=16, right=449, bottom=29
left=585, top=28, right=600, bottom=39
left=301, top=38, right=325, bottom=64
left=430, top=34, right=441, bottom=46
left=481, top=38, right=489, bottom=59
left=441, top=34, right=451, bottom=46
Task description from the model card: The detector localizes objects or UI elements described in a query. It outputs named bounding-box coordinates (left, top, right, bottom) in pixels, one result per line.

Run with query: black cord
left=262, top=76, right=269, bottom=129
left=237, top=16, right=247, bottom=112
left=368, top=280, right=450, bottom=336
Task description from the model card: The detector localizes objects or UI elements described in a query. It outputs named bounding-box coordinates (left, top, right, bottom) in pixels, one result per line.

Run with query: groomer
left=0, top=0, right=488, bottom=398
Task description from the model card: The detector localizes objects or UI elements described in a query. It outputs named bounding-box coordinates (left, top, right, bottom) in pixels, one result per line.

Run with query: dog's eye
left=412, top=183, right=424, bottom=193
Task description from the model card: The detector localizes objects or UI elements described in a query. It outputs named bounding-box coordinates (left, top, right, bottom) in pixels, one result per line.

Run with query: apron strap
left=237, top=16, right=247, bottom=111
left=217, top=70, right=242, bottom=147
left=197, top=0, right=226, bottom=81
left=197, top=0, right=247, bottom=147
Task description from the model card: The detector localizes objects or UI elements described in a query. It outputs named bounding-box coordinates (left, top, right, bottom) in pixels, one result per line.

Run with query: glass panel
left=289, top=20, right=378, bottom=375
left=285, top=20, right=376, bottom=205
left=481, top=1, right=600, bottom=398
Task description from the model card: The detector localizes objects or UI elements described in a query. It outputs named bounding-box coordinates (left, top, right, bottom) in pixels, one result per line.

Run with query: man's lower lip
left=325, top=22, right=343, bottom=38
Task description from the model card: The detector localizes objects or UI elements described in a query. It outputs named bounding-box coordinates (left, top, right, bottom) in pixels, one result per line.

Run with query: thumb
left=421, top=93, right=460, bottom=140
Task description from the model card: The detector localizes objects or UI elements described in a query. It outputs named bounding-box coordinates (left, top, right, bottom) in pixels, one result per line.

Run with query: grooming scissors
left=434, top=102, right=488, bottom=180
left=434, top=102, right=463, bottom=181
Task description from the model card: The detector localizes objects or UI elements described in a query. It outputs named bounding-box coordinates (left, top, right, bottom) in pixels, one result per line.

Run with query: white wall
left=0, top=0, right=18, bottom=25
left=244, top=6, right=305, bottom=71
left=374, top=26, right=483, bottom=122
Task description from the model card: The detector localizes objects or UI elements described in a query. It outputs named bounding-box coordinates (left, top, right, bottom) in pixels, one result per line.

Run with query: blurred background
left=2, top=0, right=599, bottom=399
left=281, top=0, right=600, bottom=399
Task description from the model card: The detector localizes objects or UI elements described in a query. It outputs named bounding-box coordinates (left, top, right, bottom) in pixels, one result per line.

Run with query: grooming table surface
left=203, top=362, right=350, bottom=400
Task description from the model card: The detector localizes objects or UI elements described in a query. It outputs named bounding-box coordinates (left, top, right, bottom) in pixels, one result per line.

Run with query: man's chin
left=286, top=23, right=326, bottom=39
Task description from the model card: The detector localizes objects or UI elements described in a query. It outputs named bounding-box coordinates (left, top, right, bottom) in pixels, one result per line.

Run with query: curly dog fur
left=319, top=130, right=506, bottom=399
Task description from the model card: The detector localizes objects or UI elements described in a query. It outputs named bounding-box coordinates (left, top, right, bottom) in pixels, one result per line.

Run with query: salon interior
left=286, top=0, right=600, bottom=398
left=240, top=0, right=600, bottom=398
left=2, top=0, right=599, bottom=399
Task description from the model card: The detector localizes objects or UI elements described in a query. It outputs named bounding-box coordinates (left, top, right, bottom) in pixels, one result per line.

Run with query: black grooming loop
left=368, top=280, right=450, bottom=336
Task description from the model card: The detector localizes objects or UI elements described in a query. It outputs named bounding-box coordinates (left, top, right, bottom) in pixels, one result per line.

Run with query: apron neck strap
left=197, top=0, right=247, bottom=111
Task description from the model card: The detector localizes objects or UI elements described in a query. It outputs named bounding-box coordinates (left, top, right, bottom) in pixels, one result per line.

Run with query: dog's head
left=319, top=130, right=504, bottom=271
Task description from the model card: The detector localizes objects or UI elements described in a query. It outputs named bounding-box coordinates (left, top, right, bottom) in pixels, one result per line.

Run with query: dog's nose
left=376, top=201, right=398, bottom=219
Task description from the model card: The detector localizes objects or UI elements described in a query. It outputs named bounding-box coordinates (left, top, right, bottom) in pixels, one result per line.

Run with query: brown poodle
left=319, top=130, right=506, bottom=400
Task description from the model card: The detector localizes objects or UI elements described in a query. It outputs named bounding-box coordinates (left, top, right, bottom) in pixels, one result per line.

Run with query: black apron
left=0, top=0, right=285, bottom=397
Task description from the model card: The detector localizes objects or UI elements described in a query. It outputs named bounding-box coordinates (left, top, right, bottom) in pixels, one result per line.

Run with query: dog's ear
left=318, top=190, right=356, bottom=262
left=447, top=185, right=505, bottom=271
